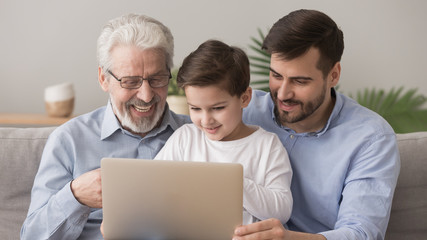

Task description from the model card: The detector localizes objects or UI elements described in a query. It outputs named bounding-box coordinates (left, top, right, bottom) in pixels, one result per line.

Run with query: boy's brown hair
left=177, top=40, right=250, bottom=97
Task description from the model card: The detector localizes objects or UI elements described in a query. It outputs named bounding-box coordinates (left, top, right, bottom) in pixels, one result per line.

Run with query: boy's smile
left=184, top=84, right=253, bottom=141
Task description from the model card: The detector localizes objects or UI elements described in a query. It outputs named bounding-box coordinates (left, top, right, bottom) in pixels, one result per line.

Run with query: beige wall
left=1, top=0, right=426, bottom=115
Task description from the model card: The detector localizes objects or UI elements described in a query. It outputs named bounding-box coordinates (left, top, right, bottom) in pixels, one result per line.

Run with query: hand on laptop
left=100, top=221, right=105, bottom=238
left=232, top=218, right=286, bottom=240
left=70, top=168, right=102, bottom=208
left=232, top=218, right=327, bottom=240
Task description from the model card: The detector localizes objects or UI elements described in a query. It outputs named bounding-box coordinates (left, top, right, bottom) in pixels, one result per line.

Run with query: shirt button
left=290, top=135, right=294, bottom=139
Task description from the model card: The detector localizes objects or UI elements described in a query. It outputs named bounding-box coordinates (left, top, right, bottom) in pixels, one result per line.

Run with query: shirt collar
left=144, top=103, right=181, bottom=138
left=100, top=101, right=122, bottom=140
left=100, top=101, right=181, bottom=140
left=316, top=88, right=343, bottom=136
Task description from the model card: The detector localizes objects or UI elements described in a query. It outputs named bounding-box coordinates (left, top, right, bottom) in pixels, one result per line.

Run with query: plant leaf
left=249, top=56, right=271, bottom=64
left=248, top=45, right=270, bottom=58
left=249, top=36, right=263, bottom=48
left=353, top=86, right=427, bottom=133
left=257, top=28, right=266, bottom=42
left=251, top=70, right=270, bottom=76
left=248, top=28, right=271, bottom=91
left=250, top=62, right=270, bottom=71
left=167, top=68, right=185, bottom=96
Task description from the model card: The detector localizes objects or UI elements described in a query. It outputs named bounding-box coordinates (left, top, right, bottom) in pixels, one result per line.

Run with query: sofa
left=0, top=127, right=426, bottom=240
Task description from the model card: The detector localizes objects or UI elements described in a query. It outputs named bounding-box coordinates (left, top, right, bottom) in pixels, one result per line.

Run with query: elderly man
left=21, top=14, right=189, bottom=239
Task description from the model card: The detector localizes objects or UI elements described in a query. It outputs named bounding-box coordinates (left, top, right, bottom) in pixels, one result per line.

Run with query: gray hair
left=97, top=14, right=174, bottom=73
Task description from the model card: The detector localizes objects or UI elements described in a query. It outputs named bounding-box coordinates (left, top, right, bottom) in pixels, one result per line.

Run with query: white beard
left=109, top=94, right=166, bottom=134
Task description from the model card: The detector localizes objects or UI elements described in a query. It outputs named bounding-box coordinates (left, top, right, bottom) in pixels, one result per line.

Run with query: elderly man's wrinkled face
left=99, top=45, right=169, bottom=136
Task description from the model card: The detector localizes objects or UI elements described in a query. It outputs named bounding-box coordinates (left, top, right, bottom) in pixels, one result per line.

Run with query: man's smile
left=133, top=104, right=152, bottom=113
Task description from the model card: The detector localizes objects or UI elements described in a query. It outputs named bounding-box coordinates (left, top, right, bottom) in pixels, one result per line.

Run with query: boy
left=155, top=40, right=293, bottom=225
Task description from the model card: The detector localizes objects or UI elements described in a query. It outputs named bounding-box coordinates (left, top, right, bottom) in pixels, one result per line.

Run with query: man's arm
left=235, top=133, right=400, bottom=240
left=20, top=131, right=99, bottom=239
left=319, top=133, right=400, bottom=239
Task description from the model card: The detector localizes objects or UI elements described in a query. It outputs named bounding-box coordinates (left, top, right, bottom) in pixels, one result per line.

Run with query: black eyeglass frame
left=107, top=69, right=172, bottom=89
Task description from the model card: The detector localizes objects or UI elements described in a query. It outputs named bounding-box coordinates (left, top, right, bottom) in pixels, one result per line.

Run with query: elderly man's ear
left=98, top=67, right=110, bottom=92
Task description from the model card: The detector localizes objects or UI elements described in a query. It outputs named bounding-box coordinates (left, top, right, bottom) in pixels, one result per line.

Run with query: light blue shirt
left=243, top=89, right=400, bottom=240
left=21, top=102, right=190, bottom=240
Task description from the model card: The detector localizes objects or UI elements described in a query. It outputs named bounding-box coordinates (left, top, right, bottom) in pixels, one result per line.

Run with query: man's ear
left=98, top=67, right=109, bottom=92
left=241, top=86, right=252, bottom=108
left=329, top=62, right=341, bottom=87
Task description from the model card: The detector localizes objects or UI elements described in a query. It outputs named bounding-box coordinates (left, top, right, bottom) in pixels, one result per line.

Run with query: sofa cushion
left=0, top=127, right=55, bottom=240
left=1, top=127, right=426, bottom=239
left=386, top=132, right=427, bottom=239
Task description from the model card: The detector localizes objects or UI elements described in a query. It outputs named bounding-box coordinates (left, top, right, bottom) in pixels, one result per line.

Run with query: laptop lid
left=101, top=158, right=243, bottom=240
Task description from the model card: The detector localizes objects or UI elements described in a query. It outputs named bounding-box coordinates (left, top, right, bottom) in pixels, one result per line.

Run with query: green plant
left=167, top=68, right=185, bottom=96
left=248, top=28, right=271, bottom=91
left=351, top=87, right=427, bottom=133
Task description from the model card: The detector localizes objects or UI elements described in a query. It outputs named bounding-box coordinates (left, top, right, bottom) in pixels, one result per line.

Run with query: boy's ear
left=241, top=87, right=252, bottom=108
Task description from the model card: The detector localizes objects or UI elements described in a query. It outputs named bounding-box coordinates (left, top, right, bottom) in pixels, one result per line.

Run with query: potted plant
left=167, top=68, right=189, bottom=115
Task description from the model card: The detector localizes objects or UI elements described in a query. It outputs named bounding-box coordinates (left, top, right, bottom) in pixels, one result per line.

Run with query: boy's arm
left=243, top=136, right=293, bottom=223
left=154, top=127, right=184, bottom=161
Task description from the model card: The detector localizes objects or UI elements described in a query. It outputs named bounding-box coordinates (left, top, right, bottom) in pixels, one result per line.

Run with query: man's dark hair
left=263, top=9, right=344, bottom=78
left=177, top=39, right=250, bottom=97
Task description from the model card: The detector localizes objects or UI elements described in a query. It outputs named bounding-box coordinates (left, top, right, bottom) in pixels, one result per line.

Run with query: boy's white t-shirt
left=155, top=123, right=293, bottom=225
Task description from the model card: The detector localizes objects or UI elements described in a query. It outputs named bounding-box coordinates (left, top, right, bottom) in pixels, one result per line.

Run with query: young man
left=155, top=39, right=293, bottom=225
left=21, top=14, right=190, bottom=239
left=234, top=9, right=400, bottom=240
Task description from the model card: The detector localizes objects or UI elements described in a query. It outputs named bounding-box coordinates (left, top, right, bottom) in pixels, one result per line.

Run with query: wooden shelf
left=0, top=113, right=72, bottom=126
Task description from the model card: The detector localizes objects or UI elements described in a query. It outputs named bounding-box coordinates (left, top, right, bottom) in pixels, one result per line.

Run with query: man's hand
left=232, top=218, right=327, bottom=240
left=233, top=218, right=286, bottom=240
left=100, top=220, right=105, bottom=238
left=70, top=168, right=102, bottom=208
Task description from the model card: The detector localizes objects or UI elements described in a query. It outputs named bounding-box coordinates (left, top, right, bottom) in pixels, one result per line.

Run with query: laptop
left=101, top=158, right=243, bottom=240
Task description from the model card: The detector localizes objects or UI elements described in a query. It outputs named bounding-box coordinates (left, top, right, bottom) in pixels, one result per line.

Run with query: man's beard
left=110, top=94, right=166, bottom=134
left=271, top=84, right=326, bottom=125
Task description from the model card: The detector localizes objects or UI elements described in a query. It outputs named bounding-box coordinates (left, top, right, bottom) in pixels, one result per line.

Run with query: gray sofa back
left=0, top=127, right=55, bottom=240
left=0, top=127, right=426, bottom=239
left=387, top=132, right=427, bottom=240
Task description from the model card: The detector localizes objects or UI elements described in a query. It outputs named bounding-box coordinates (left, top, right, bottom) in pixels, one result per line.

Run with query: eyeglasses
left=107, top=70, right=171, bottom=89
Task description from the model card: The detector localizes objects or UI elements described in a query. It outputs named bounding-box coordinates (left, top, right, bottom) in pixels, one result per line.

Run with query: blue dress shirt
left=21, top=102, right=190, bottom=240
left=243, top=89, right=400, bottom=240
